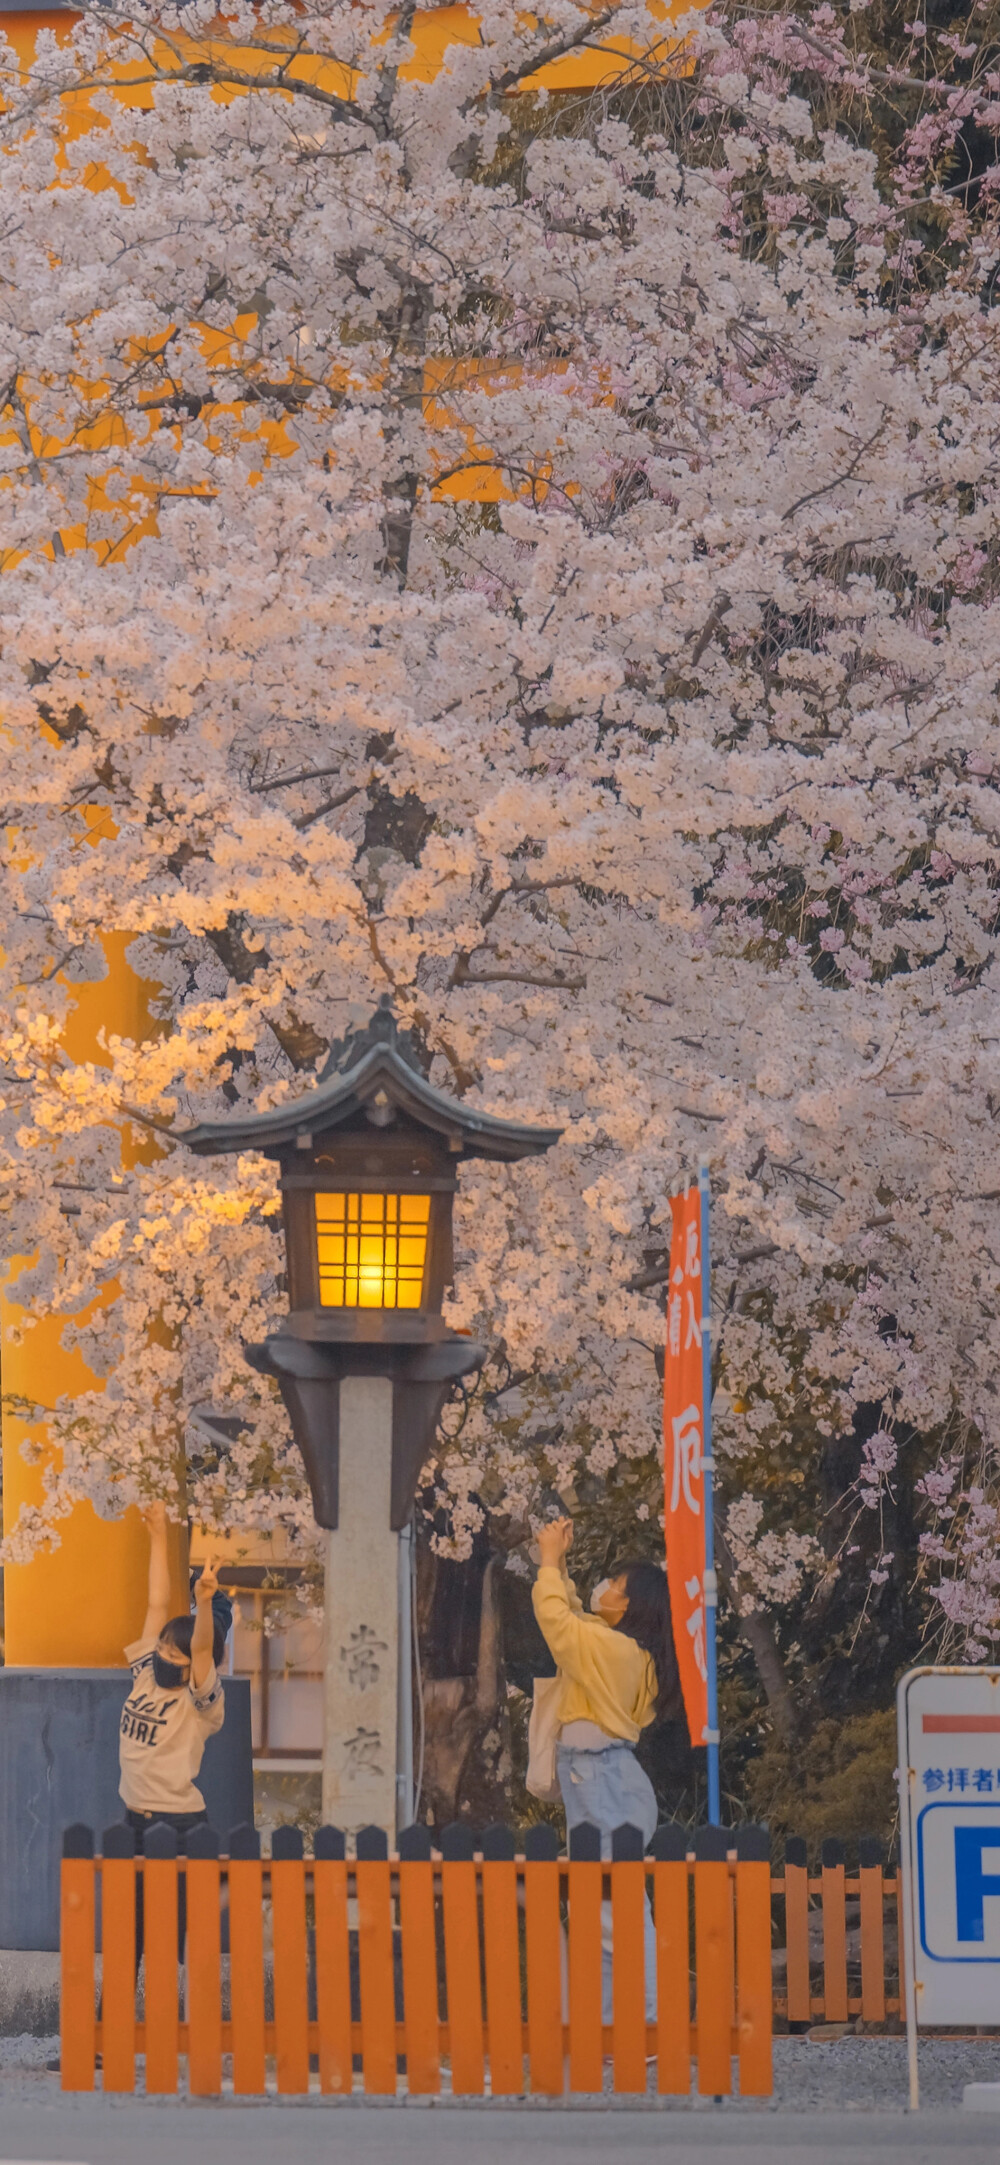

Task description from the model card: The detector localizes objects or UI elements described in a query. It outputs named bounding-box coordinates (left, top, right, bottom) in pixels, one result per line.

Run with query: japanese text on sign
left=923, top=1767, right=1000, bottom=1793
left=663, top=1183, right=709, bottom=1741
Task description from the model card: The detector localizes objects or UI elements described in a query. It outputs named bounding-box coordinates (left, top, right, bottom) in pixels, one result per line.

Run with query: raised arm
left=532, top=1563, right=598, bottom=1680
left=139, top=1501, right=172, bottom=1644
left=190, top=1555, right=218, bottom=1689
left=531, top=1516, right=592, bottom=1676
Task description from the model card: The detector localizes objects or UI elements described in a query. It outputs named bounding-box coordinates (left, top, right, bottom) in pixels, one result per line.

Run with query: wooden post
left=735, top=1825, right=772, bottom=2097
left=693, top=1828, right=733, bottom=2096
left=100, top=1825, right=136, bottom=2095
left=567, top=1823, right=603, bottom=2094
left=60, top=1827, right=96, bottom=2094
left=480, top=1825, right=523, bottom=2097
left=228, top=1824, right=266, bottom=2095
left=859, top=1836, right=886, bottom=2025
left=142, top=1824, right=179, bottom=2096
left=611, top=1827, right=648, bottom=2095
left=313, top=1826, right=353, bottom=2095
left=820, top=1837, right=848, bottom=2023
left=185, top=1826, right=223, bottom=2097
left=523, top=1826, right=563, bottom=2097
left=440, top=1825, right=485, bottom=2095
left=784, top=1835, right=811, bottom=2025
left=398, top=1826, right=441, bottom=2095
left=652, top=1825, right=691, bottom=2096
left=271, top=1826, right=310, bottom=2094
left=356, top=1827, right=397, bottom=2096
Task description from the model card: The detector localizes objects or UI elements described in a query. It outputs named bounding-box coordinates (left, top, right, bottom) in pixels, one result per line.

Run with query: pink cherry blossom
left=0, top=0, right=997, bottom=1667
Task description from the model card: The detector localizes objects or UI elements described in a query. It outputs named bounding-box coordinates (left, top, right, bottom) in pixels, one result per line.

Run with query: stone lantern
left=182, top=999, right=560, bottom=1833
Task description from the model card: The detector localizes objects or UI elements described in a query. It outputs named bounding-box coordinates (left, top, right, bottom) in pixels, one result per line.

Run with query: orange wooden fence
left=777, top=1834, right=900, bottom=2027
left=61, top=1819, right=774, bottom=2100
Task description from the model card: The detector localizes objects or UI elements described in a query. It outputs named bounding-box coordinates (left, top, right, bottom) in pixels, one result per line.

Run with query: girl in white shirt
left=120, top=1502, right=226, bottom=1959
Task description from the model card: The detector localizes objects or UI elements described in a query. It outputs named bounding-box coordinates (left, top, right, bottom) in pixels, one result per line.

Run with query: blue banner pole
left=698, top=1157, right=721, bottom=1826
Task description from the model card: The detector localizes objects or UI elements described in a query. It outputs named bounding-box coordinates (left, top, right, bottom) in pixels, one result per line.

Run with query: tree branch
left=452, top=960, right=586, bottom=991
left=49, top=51, right=374, bottom=127
left=205, top=919, right=327, bottom=1070
left=479, top=874, right=584, bottom=930
left=119, top=1101, right=177, bottom=1148
left=293, top=786, right=360, bottom=832
left=781, top=418, right=886, bottom=525
left=627, top=1239, right=780, bottom=1291
left=487, top=7, right=618, bottom=96
left=249, top=762, right=351, bottom=794
left=371, top=0, right=418, bottom=144
left=688, top=594, right=731, bottom=665
left=791, top=22, right=954, bottom=97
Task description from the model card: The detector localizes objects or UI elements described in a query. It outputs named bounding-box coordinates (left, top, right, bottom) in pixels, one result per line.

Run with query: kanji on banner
left=664, top=1183, right=709, bottom=1746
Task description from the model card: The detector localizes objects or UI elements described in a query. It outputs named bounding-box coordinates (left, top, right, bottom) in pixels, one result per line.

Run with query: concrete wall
left=0, top=1670, right=253, bottom=1949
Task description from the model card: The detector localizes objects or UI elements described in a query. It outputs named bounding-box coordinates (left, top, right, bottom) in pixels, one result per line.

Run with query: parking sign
left=898, top=1666, right=1000, bottom=2103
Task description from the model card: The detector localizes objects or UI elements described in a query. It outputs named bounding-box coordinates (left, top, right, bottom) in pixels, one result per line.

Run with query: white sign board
left=898, top=1666, right=1000, bottom=2034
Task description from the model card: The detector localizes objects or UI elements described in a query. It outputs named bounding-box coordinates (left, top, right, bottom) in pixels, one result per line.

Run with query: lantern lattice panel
left=314, top=1191, right=431, bottom=1309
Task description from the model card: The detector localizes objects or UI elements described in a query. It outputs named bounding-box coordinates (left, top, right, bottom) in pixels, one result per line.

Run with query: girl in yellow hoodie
left=532, top=1515, right=683, bottom=2017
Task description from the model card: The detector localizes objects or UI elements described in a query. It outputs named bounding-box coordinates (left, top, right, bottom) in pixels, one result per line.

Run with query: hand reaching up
left=195, top=1557, right=219, bottom=1605
left=536, top=1516, right=573, bottom=1568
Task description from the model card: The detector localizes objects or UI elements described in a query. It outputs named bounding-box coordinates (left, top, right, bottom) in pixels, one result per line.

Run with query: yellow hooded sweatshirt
left=531, top=1564, right=656, bottom=1744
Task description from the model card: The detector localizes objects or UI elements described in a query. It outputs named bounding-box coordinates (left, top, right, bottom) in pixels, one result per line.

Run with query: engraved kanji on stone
left=343, top=1726, right=384, bottom=1780
left=341, top=1623, right=388, bottom=1690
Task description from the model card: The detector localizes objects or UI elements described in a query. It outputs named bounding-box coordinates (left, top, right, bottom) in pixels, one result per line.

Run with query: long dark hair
left=611, top=1559, right=682, bottom=1723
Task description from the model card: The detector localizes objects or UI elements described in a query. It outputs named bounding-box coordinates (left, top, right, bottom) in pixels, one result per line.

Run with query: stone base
left=0, top=1669, right=253, bottom=1950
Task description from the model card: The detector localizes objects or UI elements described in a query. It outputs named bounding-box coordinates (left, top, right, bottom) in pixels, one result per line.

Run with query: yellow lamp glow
left=315, top=1191, right=430, bottom=1310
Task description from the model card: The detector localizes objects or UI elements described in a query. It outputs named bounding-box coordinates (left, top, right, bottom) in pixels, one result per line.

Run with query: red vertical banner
left=663, top=1184, right=709, bottom=1746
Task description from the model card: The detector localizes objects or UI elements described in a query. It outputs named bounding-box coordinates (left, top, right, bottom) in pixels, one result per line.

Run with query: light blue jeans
left=557, top=1740, right=657, bottom=2020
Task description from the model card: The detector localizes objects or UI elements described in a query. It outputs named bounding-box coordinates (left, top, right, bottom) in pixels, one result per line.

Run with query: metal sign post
left=898, top=1664, right=1000, bottom=2109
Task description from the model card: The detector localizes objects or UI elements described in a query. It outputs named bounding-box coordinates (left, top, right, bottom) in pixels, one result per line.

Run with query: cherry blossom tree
left=3, top=0, right=1000, bottom=1799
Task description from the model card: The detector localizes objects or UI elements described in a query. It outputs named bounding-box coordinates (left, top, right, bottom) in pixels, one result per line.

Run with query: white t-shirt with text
left=119, top=1637, right=225, bottom=1813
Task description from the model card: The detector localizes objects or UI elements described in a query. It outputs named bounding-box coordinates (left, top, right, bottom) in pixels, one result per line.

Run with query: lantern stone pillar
left=321, top=1376, right=398, bottom=1830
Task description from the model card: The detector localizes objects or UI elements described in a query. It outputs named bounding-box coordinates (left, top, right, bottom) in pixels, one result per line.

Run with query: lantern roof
left=181, top=996, right=563, bottom=1164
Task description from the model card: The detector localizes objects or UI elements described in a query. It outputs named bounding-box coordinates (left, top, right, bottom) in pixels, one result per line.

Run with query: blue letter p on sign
left=955, top=1827, right=1000, bottom=1942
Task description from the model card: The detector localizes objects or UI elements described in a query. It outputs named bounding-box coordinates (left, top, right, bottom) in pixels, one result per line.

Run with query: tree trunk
left=417, top=1553, right=505, bottom=1824
left=716, top=1527, right=799, bottom=1744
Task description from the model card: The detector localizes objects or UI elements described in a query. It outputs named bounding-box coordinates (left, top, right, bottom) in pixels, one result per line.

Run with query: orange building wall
left=1, top=934, right=187, bottom=1666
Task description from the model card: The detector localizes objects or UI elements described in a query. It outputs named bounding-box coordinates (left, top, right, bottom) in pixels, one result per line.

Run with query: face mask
left=152, top=1651, right=188, bottom=1691
left=590, top=1579, right=611, bottom=1615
